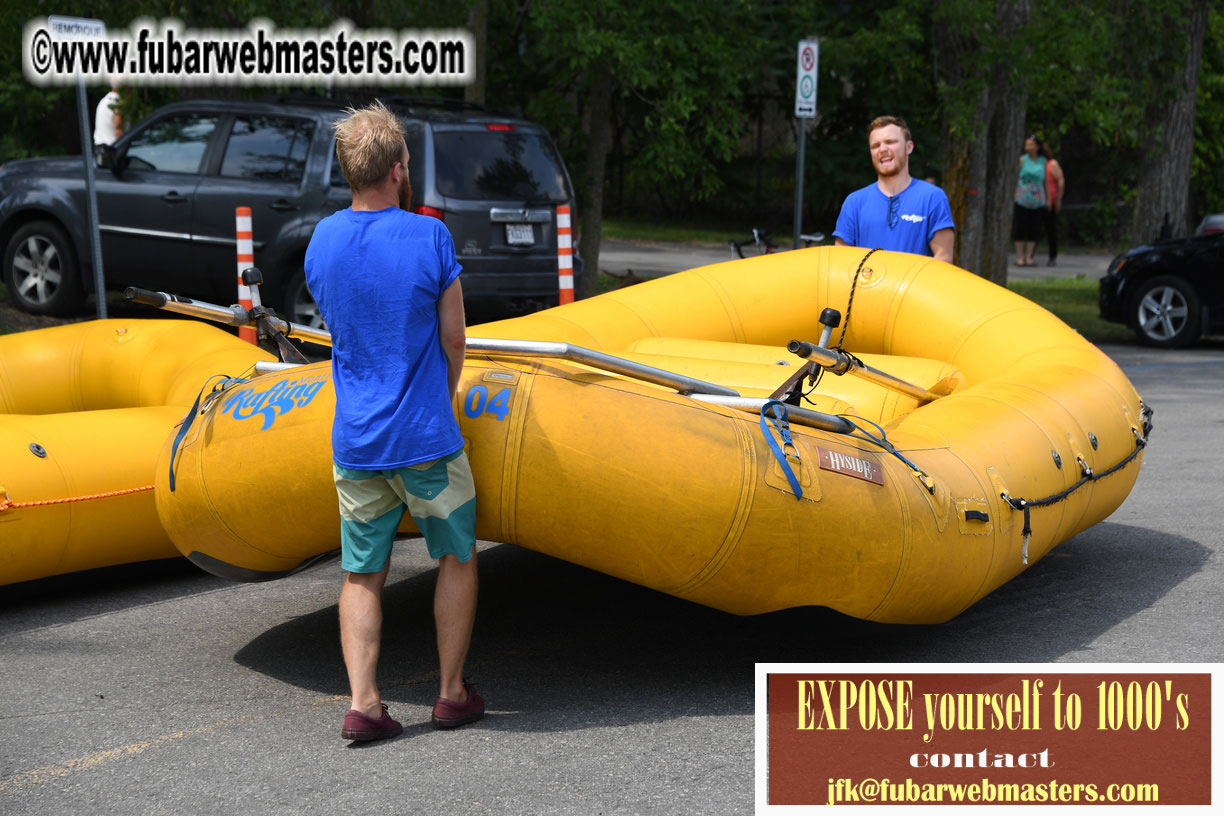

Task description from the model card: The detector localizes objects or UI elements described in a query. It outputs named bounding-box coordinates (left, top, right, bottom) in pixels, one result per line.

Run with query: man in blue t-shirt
left=305, top=101, right=483, bottom=741
left=834, top=116, right=955, bottom=262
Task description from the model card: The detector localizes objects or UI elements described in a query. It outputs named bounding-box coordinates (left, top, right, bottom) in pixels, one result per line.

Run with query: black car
left=0, top=96, right=581, bottom=325
left=1098, top=231, right=1224, bottom=347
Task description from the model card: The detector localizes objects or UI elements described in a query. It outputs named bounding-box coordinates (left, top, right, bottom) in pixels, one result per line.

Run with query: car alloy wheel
left=282, top=267, right=327, bottom=330
left=3, top=220, right=84, bottom=316
left=292, top=283, right=325, bottom=329
left=13, top=235, right=62, bottom=305
left=1132, top=275, right=1201, bottom=348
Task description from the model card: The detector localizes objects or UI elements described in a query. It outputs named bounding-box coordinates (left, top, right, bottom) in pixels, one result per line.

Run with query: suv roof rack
left=258, top=92, right=516, bottom=119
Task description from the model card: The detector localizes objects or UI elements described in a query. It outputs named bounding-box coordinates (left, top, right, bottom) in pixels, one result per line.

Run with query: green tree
left=1191, top=5, right=1224, bottom=218
left=934, top=0, right=1033, bottom=284
left=497, top=0, right=757, bottom=297
left=1127, top=0, right=1209, bottom=241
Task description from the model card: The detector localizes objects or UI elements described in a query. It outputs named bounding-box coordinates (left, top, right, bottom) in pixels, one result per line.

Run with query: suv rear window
left=433, top=129, right=569, bottom=202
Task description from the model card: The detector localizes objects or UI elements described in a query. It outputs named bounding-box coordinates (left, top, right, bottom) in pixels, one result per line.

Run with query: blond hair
left=333, top=100, right=405, bottom=191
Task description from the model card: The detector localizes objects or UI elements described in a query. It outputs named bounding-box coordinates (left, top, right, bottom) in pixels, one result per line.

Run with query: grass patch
left=1007, top=276, right=1132, bottom=345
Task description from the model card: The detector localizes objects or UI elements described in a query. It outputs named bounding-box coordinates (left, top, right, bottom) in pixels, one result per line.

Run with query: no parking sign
left=795, top=40, right=818, bottom=118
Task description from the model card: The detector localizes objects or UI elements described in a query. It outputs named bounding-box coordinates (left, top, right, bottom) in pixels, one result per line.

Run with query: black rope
left=800, top=365, right=824, bottom=404
left=836, top=248, right=880, bottom=351
left=1001, top=404, right=1154, bottom=563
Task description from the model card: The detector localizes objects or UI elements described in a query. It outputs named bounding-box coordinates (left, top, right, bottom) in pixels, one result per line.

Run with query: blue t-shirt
left=833, top=179, right=955, bottom=256
left=304, top=207, right=463, bottom=470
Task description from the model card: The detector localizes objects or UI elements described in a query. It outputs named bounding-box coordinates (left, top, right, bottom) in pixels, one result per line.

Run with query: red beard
left=398, top=172, right=413, bottom=211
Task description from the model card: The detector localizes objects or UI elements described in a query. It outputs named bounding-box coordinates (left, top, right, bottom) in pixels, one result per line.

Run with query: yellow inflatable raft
left=0, top=320, right=272, bottom=585
left=150, top=247, right=1148, bottom=624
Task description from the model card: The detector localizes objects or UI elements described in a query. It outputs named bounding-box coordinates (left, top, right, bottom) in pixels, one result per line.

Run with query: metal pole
left=76, top=79, right=107, bottom=319
left=690, top=394, right=854, bottom=435
left=466, top=337, right=740, bottom=397
left=122, top=287, right=738, bottom=398
left=123, top=287, right=333, bottom=347
left=792, top=119, right=806, bottom=250
left=787, top=340, right=945, bottom=404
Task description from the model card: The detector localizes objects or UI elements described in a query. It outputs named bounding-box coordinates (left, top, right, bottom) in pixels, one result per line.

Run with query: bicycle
left=729, top=228, right=825, bottom=259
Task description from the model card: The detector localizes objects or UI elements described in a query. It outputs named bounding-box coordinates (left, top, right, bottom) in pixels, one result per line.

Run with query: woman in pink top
left=1012, top=136, right=1047, bottom=267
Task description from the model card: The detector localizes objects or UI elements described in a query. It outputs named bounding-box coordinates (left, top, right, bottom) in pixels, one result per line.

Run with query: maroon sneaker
left=431, top=682, right=485, bottom=729
left=341, top=703, right=403, bottom=741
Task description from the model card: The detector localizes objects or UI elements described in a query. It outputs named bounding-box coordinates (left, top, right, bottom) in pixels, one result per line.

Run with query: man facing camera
left=834, top=116, right=955, bottom=262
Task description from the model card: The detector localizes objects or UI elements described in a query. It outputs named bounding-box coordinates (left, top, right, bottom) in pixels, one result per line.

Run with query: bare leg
left=1014, top=241, right=1025, bottom=264
left=435, top=549, right=478, bottom=702
left=1023, top=241, right=1036, bottom=265
left=340, top=565, right=389, bottom=716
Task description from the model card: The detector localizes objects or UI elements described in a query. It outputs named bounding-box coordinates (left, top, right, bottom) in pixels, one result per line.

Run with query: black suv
left=0, top=96, right=581, bottom=325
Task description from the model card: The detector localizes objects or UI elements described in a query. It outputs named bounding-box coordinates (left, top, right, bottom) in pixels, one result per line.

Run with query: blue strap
left=168, top=375, right=246, bottom=492
left=760, top=400, right=803, bottom=500
left=838, top=413, right=935, bottom=491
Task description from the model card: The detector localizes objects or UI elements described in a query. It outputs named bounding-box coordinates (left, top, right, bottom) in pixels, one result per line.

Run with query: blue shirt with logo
left=305, top=207, right=463, bottom=470
left=833, top=179, right=955, bottom=256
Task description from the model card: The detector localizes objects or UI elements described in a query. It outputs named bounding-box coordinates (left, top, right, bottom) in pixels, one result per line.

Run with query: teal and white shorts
left=333, top=449, right=477, bottom=573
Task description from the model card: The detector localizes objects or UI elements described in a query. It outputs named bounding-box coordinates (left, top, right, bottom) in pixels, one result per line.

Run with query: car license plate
left=506, top=224, right=534, bottom=246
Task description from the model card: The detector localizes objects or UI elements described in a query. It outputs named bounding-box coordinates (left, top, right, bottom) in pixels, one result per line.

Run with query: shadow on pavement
left=232, top=520, right=1208, bottom=731
left=0, top=558, right=228, bottom=635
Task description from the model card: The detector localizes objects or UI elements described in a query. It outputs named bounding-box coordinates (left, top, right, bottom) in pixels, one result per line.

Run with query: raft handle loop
left=760, top=400, right=804, bottom=500
left=839, top=414, right=935, bottom=493
left=999, top=492, right=1032, bottom=564
left=168, top=374, right=249, bottom=492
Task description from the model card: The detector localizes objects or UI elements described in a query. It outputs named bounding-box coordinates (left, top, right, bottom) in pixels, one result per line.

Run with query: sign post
left=49, top=15, right=108, bottom=318
left=793, top=39, right=818, bottom=250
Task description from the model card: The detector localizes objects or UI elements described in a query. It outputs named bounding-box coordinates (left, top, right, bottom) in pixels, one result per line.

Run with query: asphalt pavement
left=2, top=251, right=1221, bottom=815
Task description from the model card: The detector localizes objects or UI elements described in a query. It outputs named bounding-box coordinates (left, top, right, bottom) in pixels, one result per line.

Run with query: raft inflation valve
left=817, top=309, right=841, bottom=349
left=29, top=443, right=46, bottom=458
